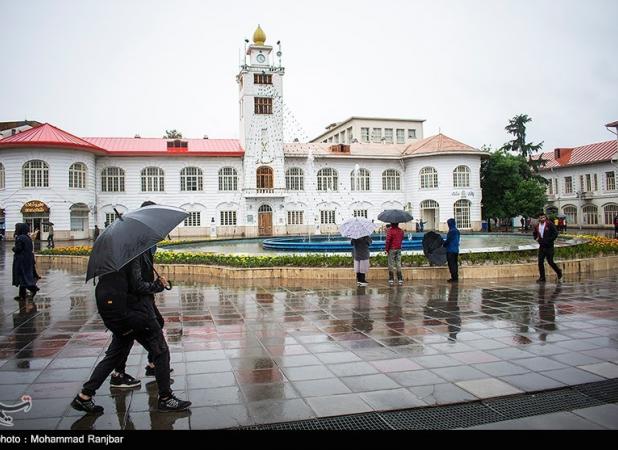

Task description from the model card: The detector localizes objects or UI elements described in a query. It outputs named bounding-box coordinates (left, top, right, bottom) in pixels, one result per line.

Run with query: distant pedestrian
left=46, top=223, right=54, bottom=248
left=520, top=217, right=525, bottom=231
left=419, top=219, right=426, bottom=232
left=385, top=223, right=404, bottom=285
left=93, top=225, right=100, bottom=240
left=533, top=214, right=563, bottom=283
left=614, top=215, right=618, bottom=238
left=443, top=218, right=460, bottom=283
left=351, top=235, right=372, bottom=286
left=12, top=223, right=39, bottom=301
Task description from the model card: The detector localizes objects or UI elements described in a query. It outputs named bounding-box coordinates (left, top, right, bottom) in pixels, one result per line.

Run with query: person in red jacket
left=385, top=223, right=404, bottom=285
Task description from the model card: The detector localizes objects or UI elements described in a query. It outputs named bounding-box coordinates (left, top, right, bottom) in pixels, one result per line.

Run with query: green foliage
left=163, top=129, right=183, bottom=139
left=502, top=114, right=544, bottom=165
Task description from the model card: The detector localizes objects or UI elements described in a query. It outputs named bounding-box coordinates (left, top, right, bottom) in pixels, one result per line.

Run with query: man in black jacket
left=532, top=214, right=563, bottom=283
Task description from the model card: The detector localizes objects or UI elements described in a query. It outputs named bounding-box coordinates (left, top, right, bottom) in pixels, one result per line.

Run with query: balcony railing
left=242, top=188, right=287, bottom=198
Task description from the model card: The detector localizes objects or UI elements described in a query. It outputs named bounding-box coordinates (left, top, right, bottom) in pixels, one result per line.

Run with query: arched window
left=101, top=167, right=125, bottom=192
left=141, top=167, right=165, bottom=192
left=453, top=165, right=470, bottom=188
left=563, top=205, right=577, bottom=225
left=70, top=203, right=89, bottom=231
left=180, top=167, right=203, bottom=191
left=218, top=167, right=238, bottom=191
left=350, top=168, right=370, bottom=191
left=382, top=169, right=401, bottom=191
left=0, top=163, right=5, bottom=190
left=454, top=199, right=471, bottom=229
left=317, top=168, right=338, bottom=192
left=421, top=199, right=439, bottom=209
left=582, top=204, right=598, bottom=225
left=69, top=162, right=87, bottom=189
left=256, top=166, right=273, bottom=190
left=420, top=167, right=438, bottom=189
left=603, top=204, right=618, bottom=225
left=285, top=167, right=304, bottom=191
left=23, top=160, right=49, bottom=188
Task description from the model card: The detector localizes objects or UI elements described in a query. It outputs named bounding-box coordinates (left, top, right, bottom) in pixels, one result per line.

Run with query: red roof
left=0, top=123, right=244, bottom=157
left=0, top=123, right=106, bottom=154
left=538, top=140, right=617, bottom=170
left=402, top=133, right=481, bottom=156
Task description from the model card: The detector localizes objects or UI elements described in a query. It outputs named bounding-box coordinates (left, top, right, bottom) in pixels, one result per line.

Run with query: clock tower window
left=254, top=97, right=273, bottom=114
left=254, top=74, right=273, bottom=85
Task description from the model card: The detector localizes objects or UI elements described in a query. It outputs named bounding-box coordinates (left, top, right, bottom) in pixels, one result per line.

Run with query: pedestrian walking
left=533, top=213, right=563, bottom=283
left=385, top=223, right=404, bottom=285
left=443, top=218, right=460, bottom=282
left=46, top=223, right=54, bottom=248
left=12, top=223, right=39, bottom=301
left=351, top=235, right=372, bottom=286
left=520, top=217, right=525, bottom=231
left=93, top=225, right=100, bottom=240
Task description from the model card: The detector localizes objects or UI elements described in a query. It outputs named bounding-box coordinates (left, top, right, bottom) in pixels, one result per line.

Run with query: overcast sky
left=1, top=0, right=617, bottom=152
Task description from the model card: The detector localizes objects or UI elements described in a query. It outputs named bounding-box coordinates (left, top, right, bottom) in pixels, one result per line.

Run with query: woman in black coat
left=12, top=223, right=39, bottom=301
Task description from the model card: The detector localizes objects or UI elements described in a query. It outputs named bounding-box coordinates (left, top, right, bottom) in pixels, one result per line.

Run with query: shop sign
left=21, top=201, right=49, bottom=214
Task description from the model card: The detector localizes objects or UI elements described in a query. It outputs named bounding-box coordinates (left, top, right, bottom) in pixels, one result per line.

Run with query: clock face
left=256, top=54, right=266, bottom=63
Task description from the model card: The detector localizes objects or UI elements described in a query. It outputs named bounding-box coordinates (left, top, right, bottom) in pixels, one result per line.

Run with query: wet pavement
left=0, top=242, right=617, bottom=429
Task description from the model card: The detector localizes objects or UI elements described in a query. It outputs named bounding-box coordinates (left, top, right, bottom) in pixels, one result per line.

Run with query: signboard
left=21, top=201, right=49, bottom=214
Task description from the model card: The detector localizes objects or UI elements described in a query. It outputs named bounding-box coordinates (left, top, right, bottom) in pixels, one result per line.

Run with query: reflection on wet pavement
left=1, top=243, right=617, bottom=429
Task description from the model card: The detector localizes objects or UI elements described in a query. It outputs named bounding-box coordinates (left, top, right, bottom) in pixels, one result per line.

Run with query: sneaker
left=398, top=280, right=404, bottom=285
left=388, top=280, right=394, bottom=286
left=358, top=281, right=368, bottom=287
left=110, top=373, right=141, bottom=388
left=536, top=278, right=546, bottom=283
left=71, top=395, right=104, bottom=414
left=557, top=271, right=563, bottom=281
left=158, top=394, right=191, bottom=412
left=145, top=365, right=174, bottom=377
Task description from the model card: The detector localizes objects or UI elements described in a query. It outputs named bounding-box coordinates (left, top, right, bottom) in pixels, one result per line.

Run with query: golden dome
left=252, top=24, right=266, bottom=45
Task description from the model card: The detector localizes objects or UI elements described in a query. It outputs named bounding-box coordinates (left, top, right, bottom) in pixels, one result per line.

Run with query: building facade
left=0, top=26, right=485, bottom=241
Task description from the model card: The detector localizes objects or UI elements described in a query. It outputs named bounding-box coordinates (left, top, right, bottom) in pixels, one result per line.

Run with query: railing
left=242, top=188, right=287, bottom=197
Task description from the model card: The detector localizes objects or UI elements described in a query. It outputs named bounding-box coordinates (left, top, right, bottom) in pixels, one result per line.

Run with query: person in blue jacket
left=443, top=218, right=460, bottom=282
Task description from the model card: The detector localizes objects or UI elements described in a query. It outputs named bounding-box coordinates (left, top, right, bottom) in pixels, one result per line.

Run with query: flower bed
left=38, top=235, right=618, bottom=268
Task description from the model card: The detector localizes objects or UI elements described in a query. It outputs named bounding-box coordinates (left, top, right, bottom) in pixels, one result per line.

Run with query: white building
left=0, top=26, right=485, bottom=241
left=539, top=121, right=618, bottom=228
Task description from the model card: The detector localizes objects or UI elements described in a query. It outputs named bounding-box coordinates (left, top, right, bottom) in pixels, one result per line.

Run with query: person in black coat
left=532, top=214, right=563, bottom=282
left=12, top=223, right=39, bottom=301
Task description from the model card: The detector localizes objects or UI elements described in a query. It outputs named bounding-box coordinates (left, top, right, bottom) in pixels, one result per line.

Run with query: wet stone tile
left=187, top=386, right=244, bottom=407
left=431, top=366, right=488, bottom=382
left=291, top=378, right=352, bottom=397
left=247, top=398, right=315, bottom=424
left=340, top=374, right=400, bottom=392
left=129, top=410, right=191, bottom=430
left=499, top=372, right=566, bottom=392
left=408, top=383, right=478, bottom=406
left=473, top=361, right=530, bottom=377
left=187, top=404, right=253, bottom=429
left=185, top=359, right=233, bottom=374
left=283, top=365, right=334, bottom=382
left=541, top=367, right=606, bottom=385
left=306, top=393, right=373, bottom=417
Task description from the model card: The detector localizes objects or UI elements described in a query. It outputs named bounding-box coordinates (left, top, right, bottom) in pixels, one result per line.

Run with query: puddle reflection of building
left=352, top=286, right=373, bottom=334
left=12, top=298, right=39, bottom=367
left=423, top=285, right=461, bottom=342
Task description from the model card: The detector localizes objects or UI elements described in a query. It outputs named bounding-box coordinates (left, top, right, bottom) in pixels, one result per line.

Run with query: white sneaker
left=388, top=280, right=394, bottom=286
left=358, top=281, right=368, bottom=287
left=398, top=280, right=404, bottom=285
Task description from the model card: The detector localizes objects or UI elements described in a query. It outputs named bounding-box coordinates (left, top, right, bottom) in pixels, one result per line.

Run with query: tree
left=163, top=129, right=183, bottom=139
left=481, top=149, right=547, bottom=226
left=502, top=114, right=545, bottom=174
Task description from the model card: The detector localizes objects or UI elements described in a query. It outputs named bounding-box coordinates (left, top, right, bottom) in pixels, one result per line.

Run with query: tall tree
left=502, top=114, right=545, bottom=174
left=163, top=129, right=183, bottom=139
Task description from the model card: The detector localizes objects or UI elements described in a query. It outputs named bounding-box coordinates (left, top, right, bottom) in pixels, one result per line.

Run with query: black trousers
left=447, top=252, right=459, bottom=281
left=82, top=321, right=171, bottom=398
left=538, top=247, right=561, bottom=279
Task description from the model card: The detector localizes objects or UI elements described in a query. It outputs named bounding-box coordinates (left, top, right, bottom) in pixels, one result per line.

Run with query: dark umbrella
left=377, top=209, right=413, bottom=223
left=86, top=205, right=188, bottom=283
left=422, top=231, right=447, bottom=266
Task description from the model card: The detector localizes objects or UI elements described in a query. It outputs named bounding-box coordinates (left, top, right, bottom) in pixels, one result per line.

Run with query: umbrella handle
left=164, top=280, right=173, bottom=290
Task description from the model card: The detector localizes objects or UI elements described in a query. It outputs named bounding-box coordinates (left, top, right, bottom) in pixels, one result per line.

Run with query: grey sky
left=1, top=0, right=617, bottom=152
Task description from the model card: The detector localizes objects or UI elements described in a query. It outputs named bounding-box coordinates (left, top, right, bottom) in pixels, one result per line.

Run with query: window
left=371, top=128, right=382, bottom=143
left=384, top=128, right=393, bottom=144
left=320, top=210, right=336, bottom=224
left=606, top=172, right=616, bottom=191
left=166, top=139, right=187, bottom=149
left=334, top=134, right=339, bottom=144
left=101, top=167, right=125, bottom=192
left=420, top=167, right=438, bottom=189
left=453, top=165, right=470, bottom=188
left=23, top=160, right=49, bottom=188
left=69, top=162, right=87, bottom=189
left=0, top=163, right=5, bottom=189
left=382, top=169, right=401, bottom=191
left=582, top=204, right=598, bottom=225
left=408, top=129, right=416, bottom=139
left=317, top=168, right=338, bottom=192
left=141, top=167, right=165, bottom=192
left=70, top=203, right=89, bottom=231
left=347, top=127, right=353, bottom=143
left=287, top=210, right=304, bottom=225
left=105, top=213, right=117, bottom=227
left=585, top=174, right=592, bottom=192
left=180, top=167, right=203, bottom=191
left=554, top=179, right=559, bottom=195
left=254, top=74, right=272, bottom=84
left=421, top=199, right=439, bottom=209
left=218, top=167, right=238, bottom=191
left=353, top=209, right=368, bottom=218
left=256, top=166, right=274, bottom=190
left=604, top=204, right=618, bottom=225
left=184, top=212, right=201, bottom=227
left=593, top=174, right=598, bottom=191
left=350, top=168, right=370, bottom=191
left=548, top=179, right=554, bottom=195
left=254, top=97, right=272, bottom=114
left=361, top=128, right=370, bottom=143
left=454, top=199, right=471, bottom=229
left=563, top=205, right=577, bottom=225
left=396, top=129, right=405, bottom=144
left=579, top=175, right=584, bottom=192
left=285, top=167, right=304, bottom=191
left=564, top=176, right=573, bottom=194
left=220, top=210, right=237, bottom=226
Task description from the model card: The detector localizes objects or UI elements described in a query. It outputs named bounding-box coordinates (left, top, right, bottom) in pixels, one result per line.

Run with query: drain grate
left=574, top=378, right=618, bottom=403
left=239, top=413, right=392, bottom=430
left=483, top=388, right=603, bottom=419
left=379, top=402, right=504, bottom=430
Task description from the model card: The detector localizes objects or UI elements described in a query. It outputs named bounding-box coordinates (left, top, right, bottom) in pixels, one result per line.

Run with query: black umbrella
left=377, top=209, right=413, bottom=223
left=422, top=231, right=447, bottom=266
left=86, top=205, right=188, bottom=282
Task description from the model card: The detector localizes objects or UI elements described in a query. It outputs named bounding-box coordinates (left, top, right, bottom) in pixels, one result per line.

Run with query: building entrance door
left=420, top=200, right=439, bottom=230
left=258, top=205, right=272, bottom=236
